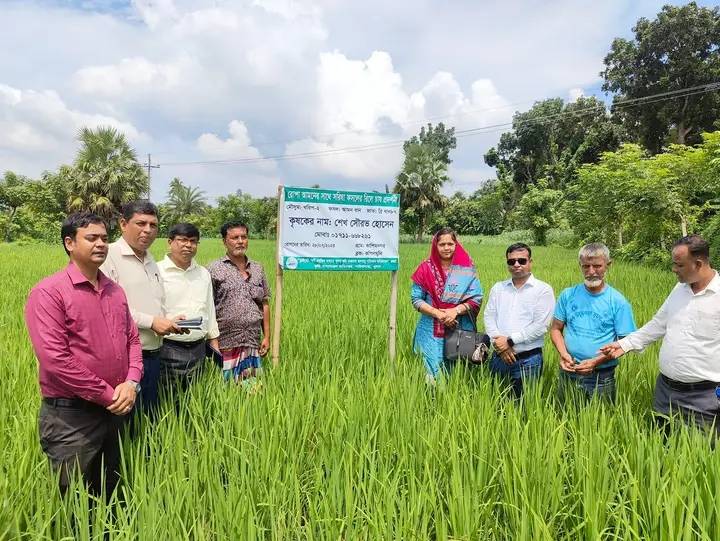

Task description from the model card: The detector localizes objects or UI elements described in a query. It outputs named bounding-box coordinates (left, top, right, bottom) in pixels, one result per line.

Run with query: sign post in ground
left=272, top=185, right=401, bottom=366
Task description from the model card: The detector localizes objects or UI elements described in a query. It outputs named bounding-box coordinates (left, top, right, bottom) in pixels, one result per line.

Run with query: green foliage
left=62, top=126, right=148, bottom=223
left=602, top=2, right=720, bottom=152
left=513, top=179, right=563, bottom=245
left=567, top=134, right=720, bottom=265
left=402, top=122, right=457, bottom=165
left=215, top=192, right=278, bottom=239
left=7, top=240, right=720, bottom=539
left=0, top=171, right=68, bottom=243
left=484, top=97, right=625, bottom=193
left=163, top=177, right=208, bottom=227
left=394, top=142, right=449, bottom=242
left=703, top=210, right=720, bottom=269
left=434, top=182, right=508, bottom=236
left=0, top=171, right=32, bottom=242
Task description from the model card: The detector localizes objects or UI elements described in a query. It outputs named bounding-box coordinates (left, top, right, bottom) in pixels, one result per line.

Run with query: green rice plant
left=0, top=240, right=714, bottom=540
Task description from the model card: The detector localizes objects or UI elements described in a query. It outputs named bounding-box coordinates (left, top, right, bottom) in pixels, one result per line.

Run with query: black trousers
left=39, top=400, right=128, bottom=499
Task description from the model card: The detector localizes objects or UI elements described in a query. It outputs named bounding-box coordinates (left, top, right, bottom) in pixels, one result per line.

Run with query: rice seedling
left=1, top=239, right=716, bottom=540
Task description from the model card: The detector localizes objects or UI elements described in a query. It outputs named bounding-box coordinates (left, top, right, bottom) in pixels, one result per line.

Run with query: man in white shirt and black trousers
left=158, top=223, right=220, bottom=390
left=602, top=235, right=720, bottom=438
left=484, top=243, right=556, bottom=398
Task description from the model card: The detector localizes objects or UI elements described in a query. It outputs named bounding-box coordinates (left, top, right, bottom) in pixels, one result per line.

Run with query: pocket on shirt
left=694, top=310, right=720, bottom=339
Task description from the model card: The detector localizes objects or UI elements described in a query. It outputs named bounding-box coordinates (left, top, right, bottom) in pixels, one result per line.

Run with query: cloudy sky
left=0, top=0, right=707, bottom=201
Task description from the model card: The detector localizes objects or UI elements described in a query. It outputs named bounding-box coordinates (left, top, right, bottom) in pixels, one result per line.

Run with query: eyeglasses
left=507, top=258, right=528, bottom=266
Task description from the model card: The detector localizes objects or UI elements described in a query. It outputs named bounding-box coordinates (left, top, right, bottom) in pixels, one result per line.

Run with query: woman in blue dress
left=411, top=228, right=483, bottom=382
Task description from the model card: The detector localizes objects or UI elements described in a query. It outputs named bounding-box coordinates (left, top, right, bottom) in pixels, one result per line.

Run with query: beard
left=584, top=278, right=603, bottom=288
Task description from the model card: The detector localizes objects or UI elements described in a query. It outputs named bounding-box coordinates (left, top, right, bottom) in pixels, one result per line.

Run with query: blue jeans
left=140, top=349, right=161, bottom=414
left=559, top=366, right=617, bottom=404
left=488, top=350, right=543, bottom=398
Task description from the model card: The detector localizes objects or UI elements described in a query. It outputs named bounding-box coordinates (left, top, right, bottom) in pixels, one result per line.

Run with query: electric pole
left=143, top=153, right=160, bottom=199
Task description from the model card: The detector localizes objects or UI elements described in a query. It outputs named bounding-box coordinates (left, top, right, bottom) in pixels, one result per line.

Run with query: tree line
left=1, top=2, right=719, bottom=267
left=0, top=127, right=278, bottom=243
left=393, top=2, right=720, bottom=267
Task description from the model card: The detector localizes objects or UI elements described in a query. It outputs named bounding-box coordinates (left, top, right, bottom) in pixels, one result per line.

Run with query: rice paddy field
left=2, top=238, right=719, bottom=540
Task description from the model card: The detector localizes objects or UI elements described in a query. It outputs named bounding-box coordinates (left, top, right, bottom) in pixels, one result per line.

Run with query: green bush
left=703, top=212, right=720, bottom=268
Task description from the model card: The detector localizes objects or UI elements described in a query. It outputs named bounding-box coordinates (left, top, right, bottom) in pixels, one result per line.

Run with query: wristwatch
left=507, top=337, right=515, bottom=348
left=127, top=380, right=141, bottom=393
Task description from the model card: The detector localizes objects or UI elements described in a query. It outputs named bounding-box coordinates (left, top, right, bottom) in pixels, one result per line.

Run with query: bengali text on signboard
left=278, top=186, right=400, bottom=271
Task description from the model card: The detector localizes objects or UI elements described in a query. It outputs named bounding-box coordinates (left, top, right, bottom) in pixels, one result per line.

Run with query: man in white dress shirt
left=602, top=235, right=720, bottom=436
left=484, top=243, right=555, bottom=398
left=158, top=223, right=220, bottom=388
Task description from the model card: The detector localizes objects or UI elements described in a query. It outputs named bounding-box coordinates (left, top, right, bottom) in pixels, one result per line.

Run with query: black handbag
left=443, top=307, right=491, bottom=364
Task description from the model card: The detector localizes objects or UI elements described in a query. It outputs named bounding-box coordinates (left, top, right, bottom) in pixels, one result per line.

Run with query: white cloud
left=252, top=0, right=323, bottom=19
left=131, top=0, right=179, bottom=29
left=0, top=0, right=675, bottom=196
left=446, top=165, right=496, bottom=195
left=197, top=120, right=264, bottom=161
left=0, top=83, right=144, bottom=160
left=74, top=56, right=186, bottom=99
left=568, top=87, right=585, bottom=102
left=284, top=52, right=512, bottom=180
left=68, top=1, right=327, bottom=122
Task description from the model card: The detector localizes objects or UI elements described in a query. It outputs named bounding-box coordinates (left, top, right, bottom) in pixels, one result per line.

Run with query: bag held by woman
left=443, top=310, right=490, bottom=364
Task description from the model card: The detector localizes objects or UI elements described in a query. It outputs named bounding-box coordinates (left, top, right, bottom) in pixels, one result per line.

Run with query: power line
left=146, top=98, right=541, bottom=156
left=158, top=82, right=720, bottom=168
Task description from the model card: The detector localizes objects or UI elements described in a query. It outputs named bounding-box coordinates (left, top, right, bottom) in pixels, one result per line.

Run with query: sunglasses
left=507, top=258, right=528, bottom=266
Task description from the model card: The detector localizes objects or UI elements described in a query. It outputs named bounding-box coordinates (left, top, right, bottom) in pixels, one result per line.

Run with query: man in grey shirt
left=101, top=200, right=186, bottom=412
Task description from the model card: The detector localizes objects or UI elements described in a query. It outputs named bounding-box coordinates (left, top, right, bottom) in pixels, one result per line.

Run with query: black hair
left=506, top=242, right=532, bottom=258
left=433, top=227, right=457, bottom=242
left=220, top=221, right=249, bottom=239
left=121, top=200, right=158, bottom=221
left=168, top=222, right=200, bottom=240
left=674, top=234, right=710, bottom=261
left=61, top=212, right=107, bottom=256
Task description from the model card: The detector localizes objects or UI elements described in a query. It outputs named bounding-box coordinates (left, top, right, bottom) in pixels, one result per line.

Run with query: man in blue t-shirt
left=550, top=243, right=636, bottom=402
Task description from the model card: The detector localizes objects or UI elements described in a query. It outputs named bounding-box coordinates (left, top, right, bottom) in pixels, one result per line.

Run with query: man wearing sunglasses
left=550, top=243, right=636, bottom=403
left=483, top=243, right=555, bottom=398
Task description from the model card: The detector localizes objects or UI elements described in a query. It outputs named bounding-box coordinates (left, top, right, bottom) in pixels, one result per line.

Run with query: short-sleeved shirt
left=554, top=284, right=636, bottom=368
left=208, top=255, right=270, bottom=350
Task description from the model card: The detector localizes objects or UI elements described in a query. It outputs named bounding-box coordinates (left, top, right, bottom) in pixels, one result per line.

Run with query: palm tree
left=64, top=126, right=148, bottom=222
left=165, top=177, right=208, bottom=224
left=394, top=143, right=448, bottom=242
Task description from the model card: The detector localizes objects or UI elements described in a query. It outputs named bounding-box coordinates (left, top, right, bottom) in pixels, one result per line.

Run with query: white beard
left=584, top=278, right=603, bottom=288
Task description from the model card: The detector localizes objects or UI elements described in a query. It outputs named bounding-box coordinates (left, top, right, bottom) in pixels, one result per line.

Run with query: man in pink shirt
left=25, top=212, right=143, bottom=498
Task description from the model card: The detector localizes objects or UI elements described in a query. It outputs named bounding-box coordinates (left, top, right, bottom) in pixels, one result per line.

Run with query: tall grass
left=1, top=240, right=717, bottom=540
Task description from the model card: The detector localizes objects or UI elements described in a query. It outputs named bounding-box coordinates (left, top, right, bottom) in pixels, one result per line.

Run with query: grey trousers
left=653, top=374, right=720, bottom=436
left=39, top=401, right=127, bottom=498
left=159, top=338, right=206, bottom=380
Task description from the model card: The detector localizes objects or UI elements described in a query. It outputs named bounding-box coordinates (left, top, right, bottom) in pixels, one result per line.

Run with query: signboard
left=278, top=186, right=400, bottom=271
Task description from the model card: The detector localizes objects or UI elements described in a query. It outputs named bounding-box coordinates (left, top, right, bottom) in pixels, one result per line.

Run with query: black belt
left=43, top=397, right=101, bottom=410
left=661, top=374, right=719, bottom=392
left=164, top=338, right=205, bottom=349
left=514, top=347, right=543, bottom=360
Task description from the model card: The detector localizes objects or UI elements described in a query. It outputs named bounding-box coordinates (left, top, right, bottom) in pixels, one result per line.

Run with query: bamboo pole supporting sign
left=273, top=185, right=400, bottom=365
left=271, top=184, right=284, bottom=368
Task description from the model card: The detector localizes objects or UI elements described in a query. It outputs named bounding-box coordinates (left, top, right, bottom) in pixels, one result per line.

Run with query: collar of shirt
left=503, top=273, right=537, bottom=290
left=221, top=254, right=257, bottom=275
left=65, top=262, right=112, bottom=292
left=159, top=254, right=198, bottom=273
left=117, top=236, right=155, bottom=265
left=680, top=270, right=719, bottom=297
